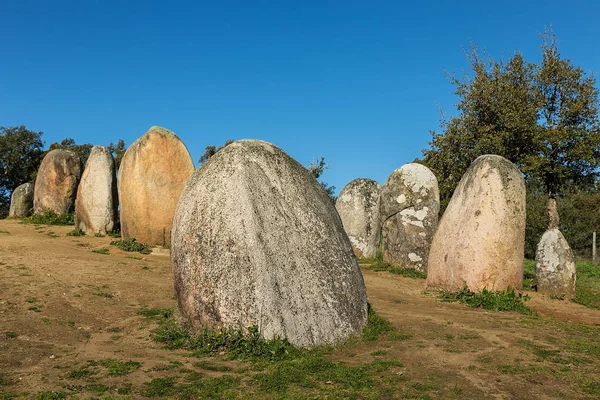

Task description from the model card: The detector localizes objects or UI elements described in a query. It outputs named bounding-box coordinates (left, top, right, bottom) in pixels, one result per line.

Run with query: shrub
left=22, top=210, right=74, bottom=225
left=110, top=238, right=151, bottom=254
left=438, top=286, right=535, bottom=315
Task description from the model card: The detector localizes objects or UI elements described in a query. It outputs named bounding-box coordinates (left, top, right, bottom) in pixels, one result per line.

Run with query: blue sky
left=2, top=1, right=599, bottom=194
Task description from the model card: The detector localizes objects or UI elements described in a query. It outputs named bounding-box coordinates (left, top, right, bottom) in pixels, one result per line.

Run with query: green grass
left=359, top=258, right=427, bottom=279
left=523, top=258, right=536, bottom=290
left=22, top=210, right=74, bottom=225
left=0, top=230, right=11, bottom=235
left=4, top=331, right=17, bottom=339
left=66, top=228, right=85, bottom=236
left=572, top=261, right=600, bottom=309
left=438, top=286, right=535, bottom=315
left=91, top=248, right=110, bottom=255
left=107, top=230, right=122, bottom=238
left=110, top=238, right=152, bottom=254
left=98, top=359, right=142, bottom=376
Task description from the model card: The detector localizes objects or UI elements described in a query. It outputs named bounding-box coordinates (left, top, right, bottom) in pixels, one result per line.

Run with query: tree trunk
left=547, top=197, right=559, bottom=229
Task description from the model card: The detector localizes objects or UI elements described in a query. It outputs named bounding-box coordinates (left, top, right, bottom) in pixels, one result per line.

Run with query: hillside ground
left=1, top=219, right=600, bottom=399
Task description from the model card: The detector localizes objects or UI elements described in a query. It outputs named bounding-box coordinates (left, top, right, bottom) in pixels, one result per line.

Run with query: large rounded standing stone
left=9, top=183, right=34, bottom=218
left=427, top=155, right=526, bottom=292
left=171, top=140, right=368, bottom=347
left=535, top=229, right=576, bottom=299
left=118, top=126, right=194, bottom=246
left=75, top=146, right=118, bottom=236
left=379, top=163, right=439, bottom=272
left=335, top=178, right=382, bottom=258
left=34, top=149, right=82, bottom=215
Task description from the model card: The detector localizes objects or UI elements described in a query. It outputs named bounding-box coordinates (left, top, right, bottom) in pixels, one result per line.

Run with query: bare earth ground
left=1, top=218, right=600, bottom=399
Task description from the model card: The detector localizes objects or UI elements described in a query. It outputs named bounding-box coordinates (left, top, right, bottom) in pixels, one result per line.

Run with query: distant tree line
left=0, top=127, right=125, bottom=218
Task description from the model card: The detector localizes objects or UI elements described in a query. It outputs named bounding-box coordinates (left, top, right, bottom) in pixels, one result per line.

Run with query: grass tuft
left=66, top=228, right=85, bottom=236
left=110, top=238, right=151, bottom=254
left=22, top=210, right=74, bottom=225
left=439, top=286, right=535, bottom=315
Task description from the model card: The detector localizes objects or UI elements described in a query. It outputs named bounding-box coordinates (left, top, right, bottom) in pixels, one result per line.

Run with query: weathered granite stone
left=171, top=140, right=368, bottom=347
left=75, top=146, right=118, bottom=235
left=118, top=126, right=194, bottom=246
left=335, top=178, right=382, bottom=258
left=427, top=155, right=526, bottom=292
left=535, top=228, right=576, bottom=299
left=379, top=163, right=439, bottom=272
left=9, top=183, right=34, bottom=218
left=34, top=149, right=81, bottom=215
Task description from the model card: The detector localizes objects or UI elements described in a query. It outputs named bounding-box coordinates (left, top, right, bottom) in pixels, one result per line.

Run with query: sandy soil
left=1, top=218, right=600, bottom=399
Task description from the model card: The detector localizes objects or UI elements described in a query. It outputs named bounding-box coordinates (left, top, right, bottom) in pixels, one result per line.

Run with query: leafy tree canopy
left=48, top=138, right=94, bottom=167
left=0, top=126, right=45, bottom=215
left=422, top=29, right=600, bottom=207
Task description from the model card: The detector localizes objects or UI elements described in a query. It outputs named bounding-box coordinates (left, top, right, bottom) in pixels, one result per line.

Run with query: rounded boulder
left=75, top=146, right=118, bottom=236
left=33, top=149, right=82, bottom=215
left=379, top=163, right=439, bottom=272
left=9, top=182, right=34, bottom=218
left=335, top=178, right=382, bottom=258
left=171, top=140, right=368, bottom=347
left=535, top=228, right=576, bottom=299
left=118, top=126, right=194, bottom=246
left=427, top=155, right=526, bottom=292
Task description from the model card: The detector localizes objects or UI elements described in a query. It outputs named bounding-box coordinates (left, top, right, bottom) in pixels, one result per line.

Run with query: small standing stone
left=335, top=178, right=382, bottom=258
left=75, top=146, right=118, bottom=236
left=427, top=155, right=526, bottom=292
left=9, top=182, right=34, bottom=218
left=535, top=229, right=576, bottom=299
left=379, top=163, right=439, bottom=272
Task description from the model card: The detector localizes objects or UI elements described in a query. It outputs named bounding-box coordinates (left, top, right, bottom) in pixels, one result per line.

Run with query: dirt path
left=1, top=219, right=600, bottom=399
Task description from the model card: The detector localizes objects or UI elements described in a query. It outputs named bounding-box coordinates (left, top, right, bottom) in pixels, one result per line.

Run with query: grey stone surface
left=75, top=146, right=118, bottom=236
left=535, top=228, right=576, bottom=299
left=335, top=178, right=382, bottom=258
left=379, top=163, right=439, bottom=272
left=9, top=183, right=34, bottom=218
left=33, top=149, right=82, bottom=215
left=171, top=140, right=368, bottom=347
left=118, top=126, right=194, bottom=246
left=427, top=155, right=526, bottom=292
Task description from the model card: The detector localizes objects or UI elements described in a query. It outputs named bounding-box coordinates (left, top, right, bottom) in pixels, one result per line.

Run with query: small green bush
left=22, top=210, right=74, bottom=225
left=66, top=228, right=85, bottom=236
left=110, top=238, right=151, bottom=254
left=439, top=286, right=535, bottom=315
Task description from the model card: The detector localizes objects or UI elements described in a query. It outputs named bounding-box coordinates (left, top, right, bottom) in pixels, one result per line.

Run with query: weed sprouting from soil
left=439, top=286, right=535, bottom=315
left=91, top=248, right=110, bottom=255
left=110, top=238, right=151, bottom=254
left=359, top=258, right=427, bottom=279
left=66, top=228, right=85, bottom=236
left=22, top=211, right=74, bottom=225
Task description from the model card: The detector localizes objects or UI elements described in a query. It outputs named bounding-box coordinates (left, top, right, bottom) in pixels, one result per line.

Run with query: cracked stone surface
left=427, top=155, right=526, bottom=292
left=379, top=163, right=439, bottom=272
left=171, top=140, right=368, bottom=347
left=33, top=149, right=81, bottom=215
left=335, top=178, right=382, bottom=258
left=118, top=126, right=194, bottom=246
left=75, top=146, right=118, bottom=236
left=535, top=228, right=576, bottom=299
left=9, top=182, right=34, bottom=218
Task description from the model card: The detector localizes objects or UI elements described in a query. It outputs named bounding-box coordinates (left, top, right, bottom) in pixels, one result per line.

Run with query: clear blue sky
left=2, top=0, right=599, bottom=194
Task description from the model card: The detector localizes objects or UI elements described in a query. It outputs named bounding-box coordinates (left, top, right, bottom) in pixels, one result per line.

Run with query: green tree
left=307, top=156, right=337, bottom=203
left=108, top=139, right=127, bottom=170
left=0, top=126, right=45, bottom=217
left=422, top=30, right=600, bottom=224
left=48, top=138, right=94, bottom=167
left=198, top=140, right=234, bottom=164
